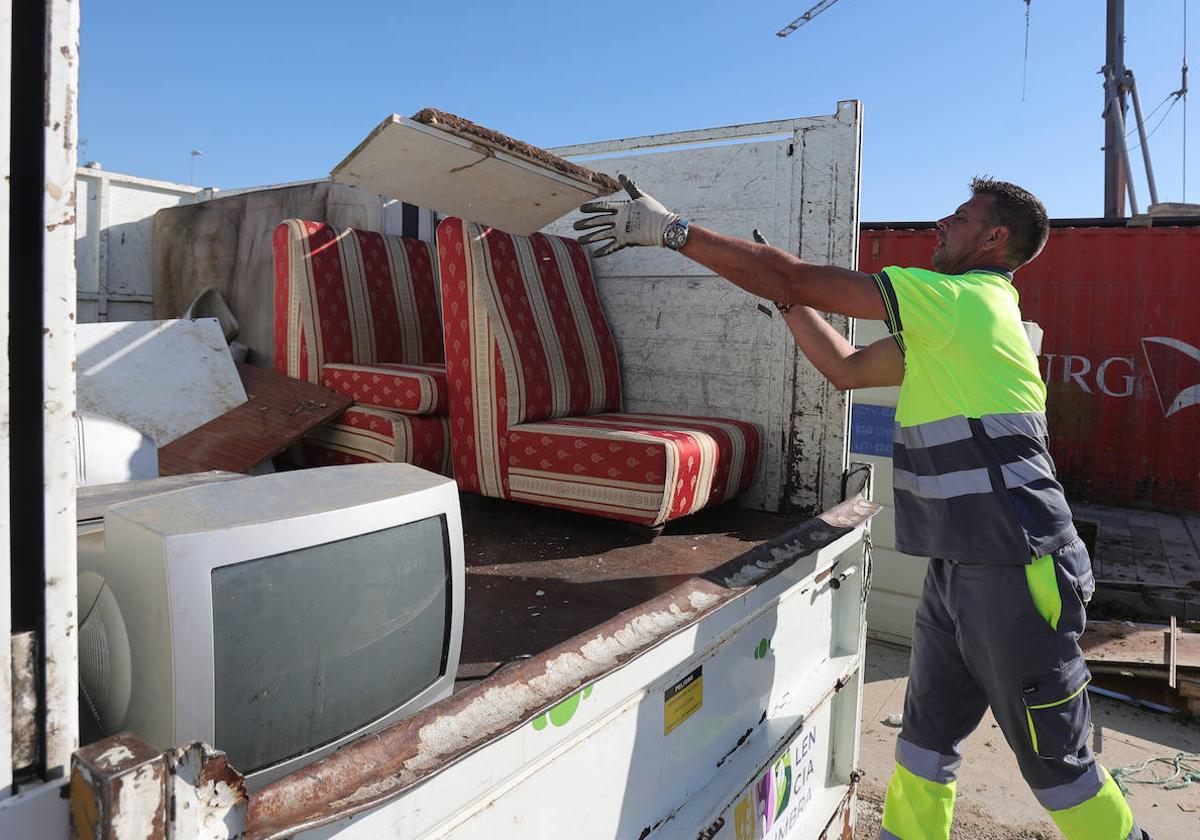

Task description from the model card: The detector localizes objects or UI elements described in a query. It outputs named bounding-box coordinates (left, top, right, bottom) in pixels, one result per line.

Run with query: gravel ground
left=854, top=781, right=1058, bottom=840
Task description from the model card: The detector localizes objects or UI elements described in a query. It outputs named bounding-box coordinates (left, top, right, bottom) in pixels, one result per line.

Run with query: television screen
left=211, top=514, right=451, bottom=774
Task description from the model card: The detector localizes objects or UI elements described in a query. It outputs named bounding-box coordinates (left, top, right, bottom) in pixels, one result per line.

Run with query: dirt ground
left=855, top=640, right=1200, bottom=839
left=854, top=780, right=1058, bottom=840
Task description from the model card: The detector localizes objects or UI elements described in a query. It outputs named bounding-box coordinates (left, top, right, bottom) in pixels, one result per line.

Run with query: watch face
left=665, top=222, right=688, bottom=250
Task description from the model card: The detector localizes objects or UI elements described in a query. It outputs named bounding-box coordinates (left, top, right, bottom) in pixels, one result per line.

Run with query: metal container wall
left=860, top=223, right=1200, bottom=513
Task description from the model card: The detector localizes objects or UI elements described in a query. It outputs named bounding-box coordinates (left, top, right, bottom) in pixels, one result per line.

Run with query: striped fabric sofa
left=272, top=219, right=451, bottom=474
left=436, top=217, right=760, bottom=527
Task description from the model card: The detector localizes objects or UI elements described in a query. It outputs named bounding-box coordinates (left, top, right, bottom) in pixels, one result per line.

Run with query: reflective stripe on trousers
left=878, top=540, right=1142, bottom=839
left=878, top=744, right=1139, bottom=839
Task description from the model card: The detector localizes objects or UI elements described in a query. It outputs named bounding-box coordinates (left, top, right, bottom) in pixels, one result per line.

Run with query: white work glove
left=574, top=174, right=679, bottom=257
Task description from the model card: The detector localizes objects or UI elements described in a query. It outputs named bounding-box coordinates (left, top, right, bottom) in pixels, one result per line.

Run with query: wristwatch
left=663, top=217, right=690, bottom=250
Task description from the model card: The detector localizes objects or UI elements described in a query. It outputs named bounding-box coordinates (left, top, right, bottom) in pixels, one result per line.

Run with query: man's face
left=932, top=193, right=1001, bottom=274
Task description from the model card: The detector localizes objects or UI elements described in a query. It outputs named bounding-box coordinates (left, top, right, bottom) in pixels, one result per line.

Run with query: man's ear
left=985, top=225, right=1011, bottom=253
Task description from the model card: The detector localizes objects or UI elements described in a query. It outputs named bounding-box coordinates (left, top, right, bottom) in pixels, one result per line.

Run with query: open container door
left=546, top=101, right=864, bottom=516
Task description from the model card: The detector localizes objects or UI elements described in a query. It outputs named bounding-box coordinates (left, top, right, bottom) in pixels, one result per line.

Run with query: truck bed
left=456, top=496, right=796, bottom=678
left=246, top=494, right=875, bottom=839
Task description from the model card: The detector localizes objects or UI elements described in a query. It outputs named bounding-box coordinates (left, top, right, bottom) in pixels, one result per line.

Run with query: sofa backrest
left=437, top=218, right=621, bottom=428
left=273, top=219, right=443, bottom=384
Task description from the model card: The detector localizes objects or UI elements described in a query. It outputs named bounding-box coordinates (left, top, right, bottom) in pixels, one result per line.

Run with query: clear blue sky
left=80, top=1, right=1194, bottom=222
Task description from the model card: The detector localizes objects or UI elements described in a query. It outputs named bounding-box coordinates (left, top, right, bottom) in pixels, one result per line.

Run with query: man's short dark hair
left=970, top=177, right=1049, bottom=268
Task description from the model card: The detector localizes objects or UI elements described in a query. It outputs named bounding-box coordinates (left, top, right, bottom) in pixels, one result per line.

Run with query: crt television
left=76, top=462, right=465, bottom=786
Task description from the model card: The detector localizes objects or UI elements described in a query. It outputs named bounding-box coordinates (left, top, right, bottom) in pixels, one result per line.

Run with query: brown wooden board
left=1080, top=620, right=1200, bottom=670
left=157, top=363, right=352, bottom=476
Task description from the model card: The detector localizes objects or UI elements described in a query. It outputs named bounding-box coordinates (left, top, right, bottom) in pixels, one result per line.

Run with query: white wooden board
left=331, top=115, right=612, bottom=235
left=76, top=318, right=246, bottom=446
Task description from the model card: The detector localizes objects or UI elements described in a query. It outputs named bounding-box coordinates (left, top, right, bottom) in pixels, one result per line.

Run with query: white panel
left=852, top=316, right=920, bottom=643
left=75, top=175, right=99, bottom=293
left=0, top=0, right=12, bottom=797
left=75, top=299, right=101, bottom=324
left=854, top=453, right=926, bottom=646
left=788, top=101, right=863, bottom=515
left=43, top=0, right=81, bottom=776
left=0, top=778, right=70, bottom=838
left=332, top=116, right=612, bottom=235
left=105, top=301, right=155, bottom=322
left=105, top=184, right=193, bottom=295
left=75, top=170, right=201, bottom=320
left=76, top=319, right=247, bottom=446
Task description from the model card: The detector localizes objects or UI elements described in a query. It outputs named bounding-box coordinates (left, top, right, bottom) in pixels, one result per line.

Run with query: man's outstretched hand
left=574, top=174, right=679, bottom=257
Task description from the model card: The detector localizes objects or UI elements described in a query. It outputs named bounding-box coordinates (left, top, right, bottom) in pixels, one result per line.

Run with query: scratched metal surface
left=457, top=494, right=795, bottom=671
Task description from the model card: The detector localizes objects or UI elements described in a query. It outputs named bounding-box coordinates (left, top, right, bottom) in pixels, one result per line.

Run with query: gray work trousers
left=890, top=537, right=1144, bottom=839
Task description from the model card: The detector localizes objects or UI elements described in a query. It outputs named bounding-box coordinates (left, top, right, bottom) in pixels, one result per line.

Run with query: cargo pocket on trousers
left=1020, top=656, right=1092, bottom=760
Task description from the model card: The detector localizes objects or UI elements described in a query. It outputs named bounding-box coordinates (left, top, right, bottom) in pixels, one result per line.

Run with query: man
left=574, top=176, right=1147, bottom=840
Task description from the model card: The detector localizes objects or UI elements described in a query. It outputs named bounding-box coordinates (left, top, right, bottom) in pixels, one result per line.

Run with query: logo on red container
left=1141, top=337, right=1200, bottom=418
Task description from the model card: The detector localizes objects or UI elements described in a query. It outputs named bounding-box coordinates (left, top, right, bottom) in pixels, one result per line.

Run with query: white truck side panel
left=852, top=318, right=926, bottom=646
left=0, top=0, right=13, bottom=796
left=789, top=102, right=862, bottom=517
left=550, top=103, right=862, bottom=516
left=43, top=0, right=81, bottom=776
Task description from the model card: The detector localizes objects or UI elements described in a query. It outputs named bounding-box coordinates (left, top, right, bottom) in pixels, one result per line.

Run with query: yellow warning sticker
left=664, top=665, right=703, bottom=735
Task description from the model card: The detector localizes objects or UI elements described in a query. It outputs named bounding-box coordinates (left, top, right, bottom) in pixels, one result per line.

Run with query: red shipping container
left=860, top=222, right=1200, bottom=513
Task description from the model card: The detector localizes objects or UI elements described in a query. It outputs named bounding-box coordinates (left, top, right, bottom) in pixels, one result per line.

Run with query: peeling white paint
left=399, top=596, right=719, bottom=788
left=111, top=763, right=162, bottom=838
left=95, top=743, right=134, bottom=769
left=723, top=539, right=814, bottom=589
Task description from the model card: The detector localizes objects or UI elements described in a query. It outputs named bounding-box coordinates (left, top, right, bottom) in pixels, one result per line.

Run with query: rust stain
left=69, top=768, right=100, bottom=840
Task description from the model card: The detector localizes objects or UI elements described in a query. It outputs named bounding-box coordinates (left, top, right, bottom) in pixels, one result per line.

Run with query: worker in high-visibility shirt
left=575, top=176, right=1148, bottom=840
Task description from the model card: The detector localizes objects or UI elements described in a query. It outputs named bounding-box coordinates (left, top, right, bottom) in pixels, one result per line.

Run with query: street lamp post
left=190, top=149, right=203, bottom=186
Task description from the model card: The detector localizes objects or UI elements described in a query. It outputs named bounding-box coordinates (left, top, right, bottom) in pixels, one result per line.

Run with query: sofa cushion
left=302, top=405, right=451, bottom=476
left=439, top=218, right=622, bottom=427
left=274, top=220, right=443, bottom=384
left=505, top=412, right=760, bottom=526
left=322, top=362, right=448, bottom=416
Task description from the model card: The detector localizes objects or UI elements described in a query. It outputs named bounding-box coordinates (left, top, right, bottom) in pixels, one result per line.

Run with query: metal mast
left=1103, top=0, right=1129, bottom=217
left=776, top=0, right=844, bottom=38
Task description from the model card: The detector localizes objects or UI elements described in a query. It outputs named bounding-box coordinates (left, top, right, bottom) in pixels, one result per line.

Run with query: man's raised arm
left=574, top=174, right=886, bottom=321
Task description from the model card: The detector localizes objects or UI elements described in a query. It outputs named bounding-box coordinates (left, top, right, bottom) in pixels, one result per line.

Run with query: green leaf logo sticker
left=754, top=637, right=772, bottom=660
left=532, top=684, right=593, bottom=731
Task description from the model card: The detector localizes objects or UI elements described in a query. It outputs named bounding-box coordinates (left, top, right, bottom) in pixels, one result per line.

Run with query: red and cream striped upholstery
left=321, top=362, right=448, bottom=415
left=437, top=217, right=759, bottom=526
left=301, top=407, right=451, bottom=476
left=273, top=219, right=450, bottom=473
